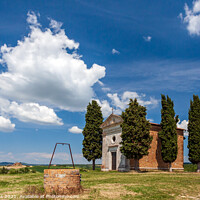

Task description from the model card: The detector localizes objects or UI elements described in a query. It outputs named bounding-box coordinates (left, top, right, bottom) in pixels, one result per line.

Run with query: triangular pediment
left=100, top=114, right=123, bottom=129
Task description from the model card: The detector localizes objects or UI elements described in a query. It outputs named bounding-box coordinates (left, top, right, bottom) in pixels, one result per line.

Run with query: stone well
left=44, top=169, right=81, bottom=194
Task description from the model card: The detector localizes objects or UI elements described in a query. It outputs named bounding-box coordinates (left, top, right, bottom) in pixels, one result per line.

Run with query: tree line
left=82, top=95, right=200, bottom=172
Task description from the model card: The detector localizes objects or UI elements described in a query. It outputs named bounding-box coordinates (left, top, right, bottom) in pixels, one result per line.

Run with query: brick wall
left=44, top=169, right=81, bottom=194
left=130, top=124, right=184, bottom=170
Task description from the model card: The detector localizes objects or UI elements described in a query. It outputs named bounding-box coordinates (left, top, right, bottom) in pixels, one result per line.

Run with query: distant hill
left=0, top=162, right=49, bottom=166
left=0, top=162, right=14, bottom=166
left=0, top=162, right=30, bottom=166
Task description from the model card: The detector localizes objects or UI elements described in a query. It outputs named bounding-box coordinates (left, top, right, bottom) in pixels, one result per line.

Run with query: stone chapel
left=100, top=114, right=184, bottom=171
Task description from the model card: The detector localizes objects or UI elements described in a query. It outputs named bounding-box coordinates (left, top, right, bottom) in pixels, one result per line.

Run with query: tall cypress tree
left=159, top=94, right=179, bottom=172
left=120, top=98, right=152, bottom=170
left=188, top=95, right=200, bottom=172
left=82, top=100, right=103, bottom=170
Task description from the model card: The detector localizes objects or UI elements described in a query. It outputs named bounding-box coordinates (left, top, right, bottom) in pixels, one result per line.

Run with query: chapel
left=100, top=114, right=184, bottom=171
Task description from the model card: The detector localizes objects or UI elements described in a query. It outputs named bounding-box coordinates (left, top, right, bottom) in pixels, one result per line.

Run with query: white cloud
left=0, top=98, right=63, bottom=125
left=177, top=119, right=188, bottom=136
left=27, top=11, right=40, bottom=27
left=68, top=126, right=83, bottom=134
left=0, top=151, right=91, bottom=164
left=98, top=80, right=104, bottom=86
left=148, top=119, right=154, bottom=122
left=182, top=0, right=200, bottom=36
left=143, top=36, right=152, bottom=42
left=102, top=87, right=111, bottom=92
left=0, top=116, right=15, bottom=132
left=23, top=152, right=70, bottom=163
left=0, top=152, right=14, bottom=160
left=193, top=0, right=200, bottom=13
left=107, top=91, right=158, bottom=110
left=112, top=49, right=120, bottom=55
left=95, top=99, right=113, bottom=117
left=9, top=102, right=63, bottom=125
left=24, top=152, right=52, bottom=159
left=0, top=11, right=106, bottom=114
left=95, top=91, right=158, bottom=118
left=49, top=19, right=63, bottom=33
left=178, top=13, right=183, bottom=20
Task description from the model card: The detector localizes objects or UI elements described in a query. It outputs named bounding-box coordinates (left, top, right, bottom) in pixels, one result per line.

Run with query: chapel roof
left=100, top=114, right=185, bottom=131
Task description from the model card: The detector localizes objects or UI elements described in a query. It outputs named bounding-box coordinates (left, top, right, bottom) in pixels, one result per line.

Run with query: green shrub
left=17, top=167, right=30, bottom=174
left=80, top=168, right=89, bottom=172
left=24, top=167, right=30, bottom=173
left=184, top=163, right=197, bottom=172
left=9, top=169, right=18, bottom=174
left=18, top=168, right=25, bottom=173
left=0, top=167, right=9, bottom=174
left=31, top=169, right=36, bottom=173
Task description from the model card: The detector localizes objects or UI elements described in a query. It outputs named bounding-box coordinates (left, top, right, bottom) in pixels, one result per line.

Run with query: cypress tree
left=159, top=94, right=179, bottom=172
left=188, top=95, right=200, bottom=172
left=82, top=100, right=103, bottom=170
left=120, top=98, right=152, bottom=171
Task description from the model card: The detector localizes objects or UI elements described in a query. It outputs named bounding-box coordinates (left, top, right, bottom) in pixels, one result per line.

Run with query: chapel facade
left=100, top=114, right=184, bottom=171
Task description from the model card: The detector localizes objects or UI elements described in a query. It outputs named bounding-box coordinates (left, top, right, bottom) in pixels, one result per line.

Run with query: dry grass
left=0, top=168, right=200, bottom=199
left=91, top=183, right=137, bottom=199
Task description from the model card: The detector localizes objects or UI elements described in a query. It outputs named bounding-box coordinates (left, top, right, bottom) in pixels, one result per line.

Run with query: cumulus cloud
left=193, top=0, right=200, bottom=13
left=112, top=49, right=120, bottom=55
left=0, top=116, right=15, bottom=132
left=95, top=91, right=159, bottom=118
left=9, top=102, right=63, bottom=125
left=177, top=119, right=188, bottom=136
left=27, top=11, right=40, bottom=27
left=181, top=0, right=200, bottom=36
left=95, top=99, right=113, bottom=117
left=107, top=91, right=158, bottom=110
left=0, top=11, right=106, bottom=114
left=49, top=19, right=63, bottom=33
left=143, top=36, right=152, bottom=42
left=0, top=98, right=63, bottom=125
left=68, top=126, right=83, bottom=134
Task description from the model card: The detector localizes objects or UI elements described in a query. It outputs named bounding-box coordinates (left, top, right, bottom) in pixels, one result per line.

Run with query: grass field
left=0, top=164, right=199, bottom=199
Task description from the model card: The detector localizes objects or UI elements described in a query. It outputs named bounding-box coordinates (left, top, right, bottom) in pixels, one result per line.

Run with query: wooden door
left=111, top=152, right=117, bottom=170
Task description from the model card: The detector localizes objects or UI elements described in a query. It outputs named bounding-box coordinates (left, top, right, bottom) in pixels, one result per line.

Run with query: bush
left=80, top=168, right=89, bottom=172
left=9, top=169, right=18, bottom=174
left=17, top=167, right=30, bottom=174
left=0, top=167, right=9, bottom=174
left=184, top=163, right=197, bottom=172
left=24, top=167, right=30, bottom=173
left=31, top=169, right=36, bottom=173
left=0, top=167, right=32, bottom=174
left=18, top=168, right=23, bottom=173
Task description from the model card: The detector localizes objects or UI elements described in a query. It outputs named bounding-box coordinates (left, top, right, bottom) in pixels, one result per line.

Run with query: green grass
left=0, top=181, right=10, bottom=187
left=31, top=164, right=101, bottom=173
left=0, top=164, right=199, bottom=199
left=184, top=163, right=197, bottom=172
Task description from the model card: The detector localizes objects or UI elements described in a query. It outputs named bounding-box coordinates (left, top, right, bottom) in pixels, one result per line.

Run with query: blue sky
left=0, top=0, right=199, bottom=164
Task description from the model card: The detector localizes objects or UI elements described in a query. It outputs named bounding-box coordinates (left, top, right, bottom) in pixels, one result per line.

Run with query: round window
left=112, top=136, right=116, bottom=143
